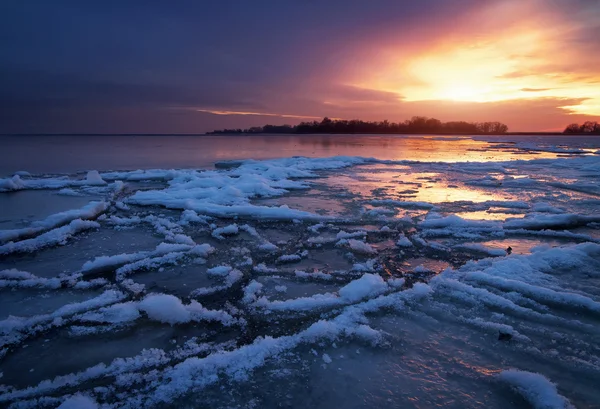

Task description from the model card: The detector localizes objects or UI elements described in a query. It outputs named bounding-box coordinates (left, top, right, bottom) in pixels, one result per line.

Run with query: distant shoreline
left=1, top=132, right=593, bottom=136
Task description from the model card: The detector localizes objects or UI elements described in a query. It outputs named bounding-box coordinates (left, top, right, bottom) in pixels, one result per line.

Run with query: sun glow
left=439, top=84, right=488, bottom=102
left=352, top=6, right=600, bottom=116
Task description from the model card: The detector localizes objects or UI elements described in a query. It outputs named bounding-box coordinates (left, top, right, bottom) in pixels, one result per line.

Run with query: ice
left=212, top=223, right=239, bottom=240
left=396, top=234, right=413, bottom=247
left=1, top=148, right=600, bottom=408
left=370, top=199, right=435, bottom=209
left=338, top=274, right=388, bottom=303
left=346, top=239, right=377, bottom=255
left=454, top=243, right=507, bottom=256
left=81, top=242, right=202, bottom=273
left=85, top=170, right=106, bottom=185
left=77, top=301, right=140, bottom=324
left=0, top=219, right=100, bottom=256
left=498, top=370, right=574, bottom=409
left=138, top=293, right=236, bottom=326
left=0, top=269, right=61, bottom=289
left=258, top=242, right=279, bottom=252
left=206, top=265, right=233, bottom=276
left=252, top=273, right=390, bottom=312
left=0, top=290, right=126, bottom=349
left=504, top=213, right=600, bottom=230
left=0, top=175, right=24, bottom=191
left=0, top=173, right=113, bottom=192
left=277, top=254, right=302, bottom=263
left=0, top=201, right=108, bottom=243
left=58, top=395, right=99, bottom=409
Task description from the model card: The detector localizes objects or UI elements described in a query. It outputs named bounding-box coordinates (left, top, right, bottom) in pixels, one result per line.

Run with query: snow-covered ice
left=1, top=137, right=599, bottom=408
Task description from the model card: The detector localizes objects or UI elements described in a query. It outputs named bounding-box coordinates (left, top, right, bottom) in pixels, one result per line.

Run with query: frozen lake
left=1, top=134, right=600, bottom=408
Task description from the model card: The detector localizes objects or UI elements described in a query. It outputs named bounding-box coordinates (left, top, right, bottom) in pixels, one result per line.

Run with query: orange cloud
left=348, top=0, right=600, bottom=117
left=193, top=109, right=320, bottom=120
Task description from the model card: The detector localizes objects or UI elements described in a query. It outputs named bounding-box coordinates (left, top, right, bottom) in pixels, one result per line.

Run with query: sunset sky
left=1, top=0, right=599, bottom=133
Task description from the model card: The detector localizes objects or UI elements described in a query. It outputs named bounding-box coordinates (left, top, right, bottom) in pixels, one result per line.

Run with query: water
left=1, top=134, right=599, bottom=408
left=5, top=133, right=599, bottom=176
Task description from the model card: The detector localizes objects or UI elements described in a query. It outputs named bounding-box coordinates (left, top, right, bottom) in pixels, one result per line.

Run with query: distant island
left=207, top=116, right=509, bottom=135
left=564, top=121, right=600, bottom=134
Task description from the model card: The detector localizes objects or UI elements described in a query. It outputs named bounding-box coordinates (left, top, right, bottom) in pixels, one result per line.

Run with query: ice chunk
left=85, top=170, right=106, bottom=185
left=138, top=294, right=190, bottom=325
left=58, top=395, right=99, bottom=409
left=498, top=369, right=574, bottom=409
left=207, top=265, right=233, bottom=276
left=396, top=235, right=413, bottom=247
left=0, top=175, right=25, bottom=191
left=0, top=201, right=108, bottom=244
left=77, top=302, right=140, bottom=324
left=347, top=239, right=377, bottom=255
left=339, top=273, right=388, bottom=303
left=277, top=254, right=302, bottom=263
left=212, top=224, right=239, bottom=240
left=258, top=242, right=279, bottom=252
left=0, top=219, right=100, bottom=256
left=504, top=213, right=600, bottom=230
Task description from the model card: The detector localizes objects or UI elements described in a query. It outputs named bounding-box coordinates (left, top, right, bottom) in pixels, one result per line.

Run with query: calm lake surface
left=2, top=133, right=599, bottom=175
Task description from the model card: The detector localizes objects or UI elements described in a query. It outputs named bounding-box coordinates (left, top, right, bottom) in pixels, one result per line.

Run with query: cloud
left=192, top=109, right=320, bottom=120
left=521, top=88, right=552, bottom=92
left=0, top=0, right=598, bottom=133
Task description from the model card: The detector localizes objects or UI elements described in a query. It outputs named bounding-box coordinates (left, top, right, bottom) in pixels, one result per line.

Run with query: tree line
left=208, top=116, right=509, bottom=135
left=563, top=121, right=600, bottom=134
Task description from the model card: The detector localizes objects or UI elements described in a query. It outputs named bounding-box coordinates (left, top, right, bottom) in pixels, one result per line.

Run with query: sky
left=1, top=0, right=599, bottom=134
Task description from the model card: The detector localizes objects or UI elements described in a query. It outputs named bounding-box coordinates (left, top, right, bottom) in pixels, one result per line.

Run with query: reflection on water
left=456, top=210, right=523, bottom=221
left=321, top=166, right=512, bottom=205
left=0, top=134, right=563, bottom=176
left=476, top=238, right=567, bottom=255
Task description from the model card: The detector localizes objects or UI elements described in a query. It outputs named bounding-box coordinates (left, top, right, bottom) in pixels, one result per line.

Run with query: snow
left=82, top=242, right=202, bottom=273
left=0, top=290, right=126, bottom=348
left=258, top=242, right=279, bottom=252
left=0, top=173, right=117, bottom=192
left=338, top=274, right=388, bottom=303
left=0, top=201, right=108, bottom=244
left=254, top=263, right=278, bottom=274
left=207, top=265, right=233, bottom=276
left=0, top=175, right=24, bottom=191
left=277, top=254, right=302, bottom=263
left=504, top=213, right=600, bottom=230
left=77, top=302, right=140, bottom=324
left=85, top=170, right=106, bottom=185
left=138, top=294, right=191, bottom=325
left=0, top=219, right=100, bottom=256
left=0, top=269, right=62, bottom=289
left=295, top=269, right=333, bottom=281
left=57, top=395, right=99, bottom=409
left=498, top=370, right=573, bottom=409
left=2, top=150, right=600, bottom=407
left=420, top=214, right=499, bottom=230
left=347, top=239, right=377, bottom=255
left=396, top=235, right=413, bottom=247
left=212, top=224, right=239, bottom=239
